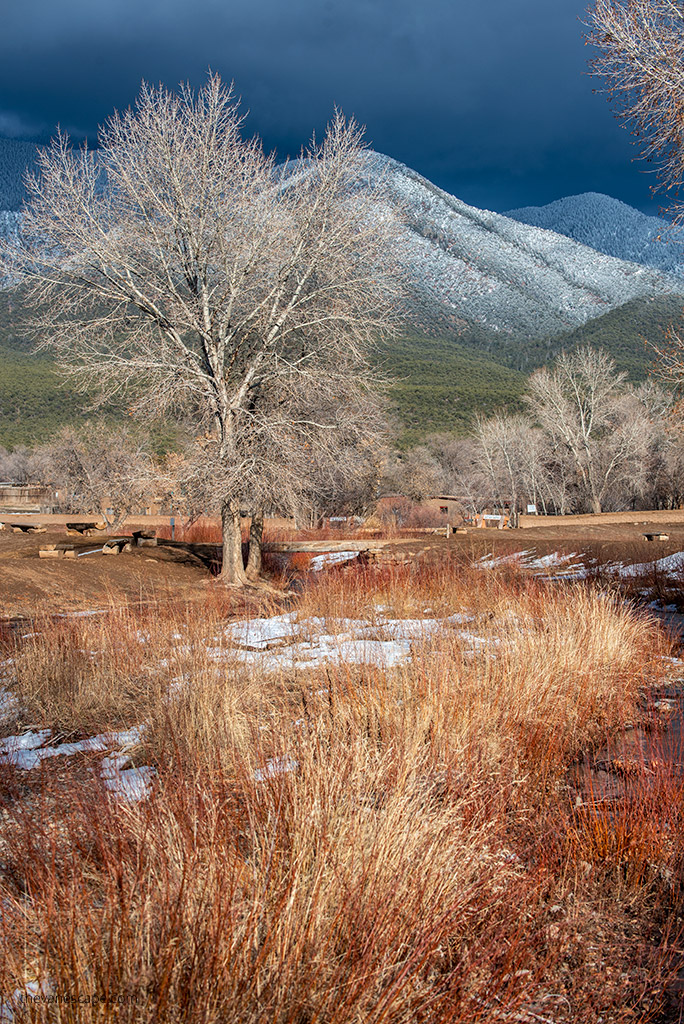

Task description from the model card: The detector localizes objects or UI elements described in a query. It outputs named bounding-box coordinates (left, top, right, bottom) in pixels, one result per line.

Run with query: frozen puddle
left=0, top=725, right=154, bottom=802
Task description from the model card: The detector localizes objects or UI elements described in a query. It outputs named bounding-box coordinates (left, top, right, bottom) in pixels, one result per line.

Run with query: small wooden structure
left=474, top=512, right=511, bottom=530
left=643, top=533, right=669, bottom=542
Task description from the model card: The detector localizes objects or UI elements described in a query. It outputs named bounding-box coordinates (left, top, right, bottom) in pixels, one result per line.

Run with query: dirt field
left=0, top=527, right=216, bottom=619
left=519, top=509, right=684, bottom=528
left=3, top=510, right=684, bottom=619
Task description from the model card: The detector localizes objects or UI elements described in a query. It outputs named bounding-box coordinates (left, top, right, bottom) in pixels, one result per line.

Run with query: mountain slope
left=506, top=192, right=684, bottom=280
left=3, top=145, right=683, bottom=342
left=1, top=146, right=684, bottom=446
left=0, top=139, right=39, bottom=210
left=367, top=154, right=684, bottom=339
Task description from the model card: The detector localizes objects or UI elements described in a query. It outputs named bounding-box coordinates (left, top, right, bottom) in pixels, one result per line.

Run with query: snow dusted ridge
left=0, top=211, right=21, bottom=245
left=4, top=152, right=682, bottom=342
left=506, top=193, right=684, bottom=281
left=358, top=153, right=684, bottom=339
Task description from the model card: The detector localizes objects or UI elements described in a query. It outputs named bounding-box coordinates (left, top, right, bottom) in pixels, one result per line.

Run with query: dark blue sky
left=0, top=0, right=664, bottom=215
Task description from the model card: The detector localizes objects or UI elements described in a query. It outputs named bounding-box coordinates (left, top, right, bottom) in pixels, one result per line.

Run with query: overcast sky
left=0, top=0, right=663, bottom=215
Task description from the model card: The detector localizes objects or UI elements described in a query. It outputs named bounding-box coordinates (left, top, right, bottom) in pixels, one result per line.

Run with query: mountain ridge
left=1, top=140, right=683, bottom=342
left=354, top=153, right=684, bottom=340
left=0, top=142, right=683, bottom=446
left=506, top=191, right=684, bottom=280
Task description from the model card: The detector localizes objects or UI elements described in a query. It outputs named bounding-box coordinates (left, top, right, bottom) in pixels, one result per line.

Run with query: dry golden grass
left=0, top=562, right=682, bottom=1021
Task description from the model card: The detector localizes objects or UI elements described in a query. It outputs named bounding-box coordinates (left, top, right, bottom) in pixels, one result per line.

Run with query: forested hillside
left=1, top=286, right=682, bottom=448
left=478, top=295, right=684, bottom=378
left=378, top=336, right=527, bottom=445
left=382, top=295, right=684, bottom=442
left=0, top=139, right=39, bottom=210
left=506, top=192, right=684, bottom=280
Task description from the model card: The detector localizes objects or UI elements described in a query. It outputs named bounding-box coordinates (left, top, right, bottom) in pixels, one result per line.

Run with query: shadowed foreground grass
left=0, top=562, right=683, bottom=1022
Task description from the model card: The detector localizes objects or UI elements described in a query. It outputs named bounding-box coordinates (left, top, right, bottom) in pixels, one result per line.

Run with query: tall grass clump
left=0, top=560, right=681, bottom=1021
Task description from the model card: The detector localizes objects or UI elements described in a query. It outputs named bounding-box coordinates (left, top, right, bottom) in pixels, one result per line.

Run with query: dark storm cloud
left=0, top=0, right=661, bottom=213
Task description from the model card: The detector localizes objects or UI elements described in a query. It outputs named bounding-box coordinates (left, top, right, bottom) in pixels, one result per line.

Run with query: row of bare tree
left=0, top=411, right=387, bottom=534
left=384, top=347, right=684, bottom=517
left=3, top=345, right=683, bottom=527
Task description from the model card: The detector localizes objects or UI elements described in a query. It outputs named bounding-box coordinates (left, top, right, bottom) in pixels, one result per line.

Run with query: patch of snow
left=0, top=689, right=18, bottom=720
left=527, top=551, right=578, bottom=570
left=477, top=550, right=535, bottom=570
left=0, top=724, right=146, bottom=768
left=618, top=551, right=684, bottom=579
left=0, top=730, right=52, bottom=763
left=0, top=979, right=51, bottom=1022
left=100, top=754, right=155, bottom=802
left=253, top=756, right=298, bottom=782
left=309, top=550, right=359, bottom=571
left=213, top=610, right=494, bottom=673
left=56, top=607, right=107, bottom=616
left=223, top=612, right=302, bottom=649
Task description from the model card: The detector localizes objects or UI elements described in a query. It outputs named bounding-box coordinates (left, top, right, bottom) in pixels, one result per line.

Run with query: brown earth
left=0, top=526, right=218, bottom=619
left=519, top=509, right=684, bottom=528
left=3, top=512, right=684, bottom=619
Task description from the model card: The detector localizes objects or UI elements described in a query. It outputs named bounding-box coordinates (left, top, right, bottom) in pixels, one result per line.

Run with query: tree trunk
left=220, top=499, right=249, bottom=585
left=245, top=509, right=264, bottom=580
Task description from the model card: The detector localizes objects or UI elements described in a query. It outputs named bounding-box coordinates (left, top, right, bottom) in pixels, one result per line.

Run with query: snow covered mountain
left=506, top=192, right=684, bottom=281
left=367, top=156, right=684, bottom=339
left=1, top=144, right=683, bottom=343
left=0, top=139, right=39, bottom=211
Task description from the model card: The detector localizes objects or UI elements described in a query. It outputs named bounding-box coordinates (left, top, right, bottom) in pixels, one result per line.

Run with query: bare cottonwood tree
left=177, top=368, right=390, bottom=576
left=389, top=446, right=446, bottom=503
left=586, top=0, right=684, bottom=226
left=3, top=75, right=400, bottom=584
left=471, top=413, right=533, bottom=521
left=0, top=446, right=44, bottom=485
left=586, top=2, right=684, bottom=388
left=528, top=347, right=649, bottom=513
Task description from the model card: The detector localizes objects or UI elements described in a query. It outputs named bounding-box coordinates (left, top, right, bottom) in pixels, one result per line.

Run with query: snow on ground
left=0, top=687, right=18, bottom=721
left=253, top=756, right=298, bottom=782
left=477, top=549, right=587, bottom=579
left=617, top=551, right=684, bottom=579
left=309, top=550, right=359, bottom=571
left=526, top=551, right=579, bottom=570
left=0, top=725, right=154, bottom=801
left=100, top=753, right=156, bottom=801
left=217, top=610, right=485, bottom=672
left=477, top=550, right=535, bottom=570
left=0, top=609, right=489, bottom=799
left=0, top=979, right=50, bottom=1022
